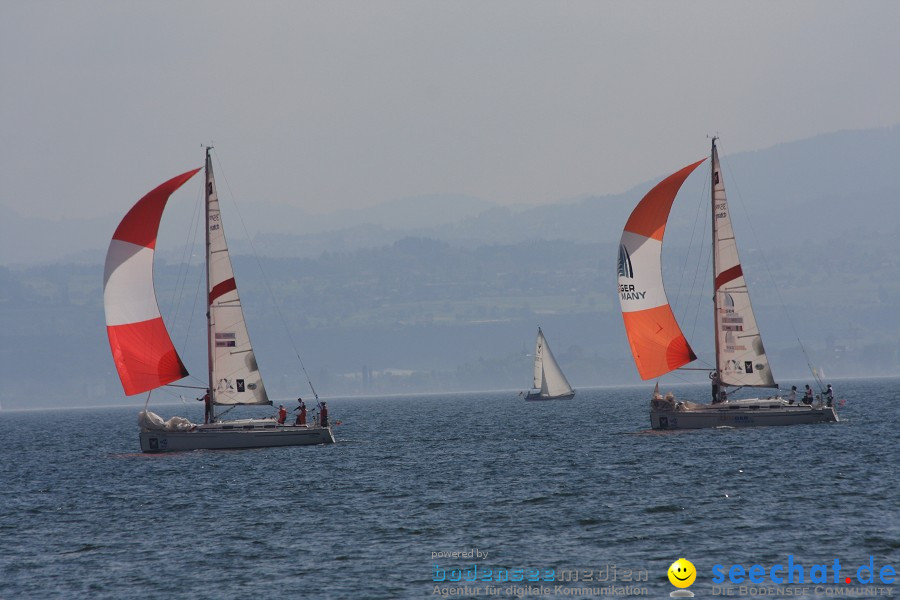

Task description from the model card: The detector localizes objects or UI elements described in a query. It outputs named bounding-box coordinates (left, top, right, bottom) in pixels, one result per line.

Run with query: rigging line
left=183, top=208, right=206, bottom=371
left=167, top=383, right=208, bottom=390
left=687, top=231, right=712, bottom=358
left=719, top=147, right=824, bottom=391
left=689, top=355, right=715, bottom=369
left=660, top=368, right=701, bottom=387
left=210, top=149, right=320, bottom=400
left=674, top=160, right=711, bottom=321
left=682, top=164, right=713, bottom=348
left=166, top=175, right=203, bottom=332
left=178, top=182, right=206, bottom=357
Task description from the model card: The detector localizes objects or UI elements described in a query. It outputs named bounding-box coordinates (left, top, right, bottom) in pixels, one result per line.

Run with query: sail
left=540, top=366, right=550, bottom=396
left=536, top=329, right=573, bottom=397
left=711, top=143, right=775, bottom=387
left=205, top=152, right=270, bottom=406
left=103, top=169, right=200, bottom=395
left=617, top=159, right=705, bottom=379
left=532, top=329, right=545, bottom=389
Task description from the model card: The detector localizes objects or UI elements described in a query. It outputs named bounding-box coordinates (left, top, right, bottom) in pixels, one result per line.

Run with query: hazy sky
left=2, top=1, right=899, bottom=221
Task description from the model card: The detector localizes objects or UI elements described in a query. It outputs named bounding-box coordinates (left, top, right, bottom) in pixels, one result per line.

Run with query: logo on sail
left=215, top=332, right=237, bottom=347
left=617, top=244, right=633, bottom=279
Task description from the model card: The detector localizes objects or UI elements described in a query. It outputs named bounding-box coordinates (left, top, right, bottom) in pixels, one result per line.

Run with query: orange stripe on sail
left=622, top=305, right=696, bottom=380
left=623, top=159, right=706, bottom=241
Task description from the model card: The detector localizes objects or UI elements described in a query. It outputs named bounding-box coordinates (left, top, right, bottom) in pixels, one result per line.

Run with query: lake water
left=0, top=378, right=897, bottom=599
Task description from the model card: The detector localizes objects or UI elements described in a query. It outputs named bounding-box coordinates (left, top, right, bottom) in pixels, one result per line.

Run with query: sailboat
left=617, top=138, right=838, bottom=429
left=103, top=148, right=335, bottom=451
left=523, top=327, right=575, bottom=401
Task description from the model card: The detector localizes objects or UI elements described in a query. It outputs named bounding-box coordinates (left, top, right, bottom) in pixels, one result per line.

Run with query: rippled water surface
left=1, top=378, right=897, bottom=599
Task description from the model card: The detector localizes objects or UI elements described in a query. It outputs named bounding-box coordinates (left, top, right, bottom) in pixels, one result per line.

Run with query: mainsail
left=617, top=159, right=705, bottom=380
left=534, top=328, right=573, bottom=398
left=103, top=169, right=200, bottom=395
left=710, top=142, right=775, bottom=387
left=204, top=151, right=270, bottom=406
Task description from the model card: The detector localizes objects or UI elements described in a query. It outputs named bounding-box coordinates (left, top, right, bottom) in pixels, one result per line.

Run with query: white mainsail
left=205, top=151, right=269, bottom=406
left=711, top=142, right=775, bottom=388
left=532, top=331, right=544, bottom=390
left=533, top=328, right=573, bottom=398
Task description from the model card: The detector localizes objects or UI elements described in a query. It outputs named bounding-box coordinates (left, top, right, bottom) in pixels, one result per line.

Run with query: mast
left=205, top=146, right=215, bottom=421
left=710, top=137, right=721, bottom=394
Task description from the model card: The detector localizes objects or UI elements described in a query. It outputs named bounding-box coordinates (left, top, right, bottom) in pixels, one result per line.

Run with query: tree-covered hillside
left=2, top=230, right=898, bottom=409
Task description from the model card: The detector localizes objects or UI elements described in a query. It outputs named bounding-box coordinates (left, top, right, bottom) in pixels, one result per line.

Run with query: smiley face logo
left=668, top=558, right=696, bottom=588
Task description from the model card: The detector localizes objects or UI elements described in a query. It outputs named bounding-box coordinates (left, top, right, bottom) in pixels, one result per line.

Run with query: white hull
left=139, top=421, right=335, bottom=452
left=524, top=389, right=576, bottom=401
left=650, top=397, right=838, bottom=430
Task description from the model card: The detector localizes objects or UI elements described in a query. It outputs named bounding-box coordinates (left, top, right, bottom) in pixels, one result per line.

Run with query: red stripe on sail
left=112, top=168, right=201, bottom=249
left=622, top=305, right=696, bottom=380
left=107, top=318, right=188, bottom=396
left=209, top=278, right=237, bottom=305
left=715, top=264, right=743, bottom=291
left=624, top=159, right=706, bottom=241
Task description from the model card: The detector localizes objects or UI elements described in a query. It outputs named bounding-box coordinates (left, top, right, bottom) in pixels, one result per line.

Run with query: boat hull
left=524, top=389, right=576, bottom=401
left=651, top=403, right=838, bottom=430
left=139, top=423, right=335, bottom=452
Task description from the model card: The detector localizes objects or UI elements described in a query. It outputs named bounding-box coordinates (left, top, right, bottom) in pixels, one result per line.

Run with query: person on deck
left=710, top=371, right=720, bottom=403
left=198, top=390, right=212, bottom=424
left=787, top=386, right=797, bottom=404
left=277, top=404, right=287, bottom=425
left=294, top=398, right=307, bottom=426
left=802, top=385, right=814, bottom=405
left=319, top=401, right=329, bottom=427
left=824, top=384, right=834, bottom=407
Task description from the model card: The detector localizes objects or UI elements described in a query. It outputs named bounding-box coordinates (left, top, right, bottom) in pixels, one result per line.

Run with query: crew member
left=803, top=385, right=814, bottom=405
left=294, top=398, right=307, bottom=425
left=198, top=390, right=212, bottom=424
left=319, top=401, right=328, bottom=427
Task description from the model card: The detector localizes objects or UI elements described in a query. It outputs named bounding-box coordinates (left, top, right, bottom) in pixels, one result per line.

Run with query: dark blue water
left=1, top=378, right=897, bottom=599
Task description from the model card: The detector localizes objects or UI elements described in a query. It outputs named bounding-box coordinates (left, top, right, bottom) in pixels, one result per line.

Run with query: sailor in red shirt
left=294, top=398, right=307, bottom=425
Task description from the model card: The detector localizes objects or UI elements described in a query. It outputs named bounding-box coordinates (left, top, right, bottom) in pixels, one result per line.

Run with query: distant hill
left=2, top=126, right=898, bottom=265
left=1, top=126, right=899, bottom=408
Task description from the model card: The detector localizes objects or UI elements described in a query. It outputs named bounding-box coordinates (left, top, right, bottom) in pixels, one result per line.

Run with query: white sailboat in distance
left=103, top=148, right=334, bottom=451
left=523, top=327, right=575, bottom=401
left=616, top=138, right=838, bottom=429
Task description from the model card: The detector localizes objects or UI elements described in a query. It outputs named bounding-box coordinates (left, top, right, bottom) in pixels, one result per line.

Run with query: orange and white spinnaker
left=103, top=168, right=200, bottom=395
left=617, top=159, right=705, bottom=380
